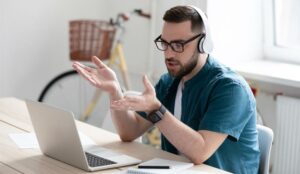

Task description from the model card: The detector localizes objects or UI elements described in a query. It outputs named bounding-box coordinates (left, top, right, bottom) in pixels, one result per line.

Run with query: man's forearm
left=156, top=113, right=206, bottom=164
left=109, top=90, right=151, bottom=141
left=156, top=111, right=227, bottom=165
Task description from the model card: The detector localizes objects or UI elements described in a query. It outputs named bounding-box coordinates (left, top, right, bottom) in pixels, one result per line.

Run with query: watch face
left=148, top=112, right=161, bottom=123
left=147, top=105, right=166, bottom=124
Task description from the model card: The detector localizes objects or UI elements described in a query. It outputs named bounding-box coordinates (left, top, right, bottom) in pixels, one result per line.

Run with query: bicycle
left=38, top=9, right=151, bottom=124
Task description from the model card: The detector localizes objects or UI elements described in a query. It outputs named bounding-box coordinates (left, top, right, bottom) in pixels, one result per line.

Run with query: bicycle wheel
left=38, top=70, right=110, bottom=126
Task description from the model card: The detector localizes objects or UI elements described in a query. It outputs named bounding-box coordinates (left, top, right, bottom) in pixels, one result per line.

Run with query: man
left=73, top=5, right=260, bottom=173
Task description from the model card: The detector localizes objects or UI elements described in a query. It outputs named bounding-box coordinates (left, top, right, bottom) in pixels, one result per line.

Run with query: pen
left=137, top=165, right=170, bottom=169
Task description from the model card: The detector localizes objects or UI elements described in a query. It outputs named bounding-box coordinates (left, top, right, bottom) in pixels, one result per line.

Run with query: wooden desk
left=0, top=97, right=230, bottom=174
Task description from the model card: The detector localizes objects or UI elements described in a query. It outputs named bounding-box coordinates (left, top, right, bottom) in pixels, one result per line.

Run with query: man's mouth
left=166, top=59, right=179, bottom=66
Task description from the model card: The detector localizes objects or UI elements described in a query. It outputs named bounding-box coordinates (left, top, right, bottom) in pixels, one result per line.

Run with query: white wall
left=0, top=1, right=4, bottom=96
left=207, top=0, right=263, bottom=64
left=0, top=0, right=154, bottom=100
left=0, top=0, right=112, bottom=100
left=0, top=0, right=208, bottom=100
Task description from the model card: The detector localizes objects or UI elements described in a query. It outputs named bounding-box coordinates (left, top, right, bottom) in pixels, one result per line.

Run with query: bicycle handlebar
left=117, top=9, right=151, bottom=23
left=110, top=8, right=151, bottom=42
left=119, top=13, right=129, bottom=21
left=134, top=9, right=151, bottom=19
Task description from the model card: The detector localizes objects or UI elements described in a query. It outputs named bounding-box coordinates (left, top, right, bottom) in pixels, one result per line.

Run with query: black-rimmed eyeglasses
left=154, top=33, right=204, bottom=53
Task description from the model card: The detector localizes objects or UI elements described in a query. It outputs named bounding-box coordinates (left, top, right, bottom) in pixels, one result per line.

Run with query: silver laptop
left=26, top=100, right=141, bottom=172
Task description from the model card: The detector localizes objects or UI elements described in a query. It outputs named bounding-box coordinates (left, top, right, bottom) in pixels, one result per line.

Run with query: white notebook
left=126, top=158, right=193, bottom=174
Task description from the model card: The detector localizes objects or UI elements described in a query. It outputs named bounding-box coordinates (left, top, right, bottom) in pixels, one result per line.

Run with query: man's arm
left=72, top=56, right=152, bottom=141
left=156, top=111, right=227, bottom=164
left=112, top=94, right=227, bottom=164
left=109, top=89, right=153, bottom=141
left=110, top=75, right=228, bottom=164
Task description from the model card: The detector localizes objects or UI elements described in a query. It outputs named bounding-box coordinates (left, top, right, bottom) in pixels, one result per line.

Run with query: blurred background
left=1, top=0, right=300, bottom=173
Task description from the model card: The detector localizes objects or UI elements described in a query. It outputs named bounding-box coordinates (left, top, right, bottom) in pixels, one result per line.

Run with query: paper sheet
left=9, top=131, right=95, bottom=149
left=9, top=133, right=39, bottom=148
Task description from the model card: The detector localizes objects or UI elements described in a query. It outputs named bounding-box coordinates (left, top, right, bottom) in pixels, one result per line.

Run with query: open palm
left=110, top=75, right=160, bottom=112
left=72, top=56, right=120, bottom=94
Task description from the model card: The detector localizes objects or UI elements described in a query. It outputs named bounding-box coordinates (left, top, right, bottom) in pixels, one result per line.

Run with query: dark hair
left=163, top=6, right=204, bottom=33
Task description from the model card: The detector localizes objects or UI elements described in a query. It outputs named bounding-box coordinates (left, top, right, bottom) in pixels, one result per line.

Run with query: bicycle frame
left=79, top=42, right=129, bottom=121
left=79, top=10, right=150, bottom=121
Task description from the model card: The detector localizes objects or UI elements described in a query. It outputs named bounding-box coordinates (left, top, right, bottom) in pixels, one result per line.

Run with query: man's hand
left=72, top=56, right=121, bottom=96
left=110, top=75, right=161, bottom=112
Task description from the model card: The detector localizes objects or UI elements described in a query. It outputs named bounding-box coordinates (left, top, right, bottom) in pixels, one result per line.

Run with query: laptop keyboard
left=85, top=152, right=117, bottom=167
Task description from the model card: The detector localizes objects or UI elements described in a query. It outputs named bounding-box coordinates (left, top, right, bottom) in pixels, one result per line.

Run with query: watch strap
left=147, top=104, right=167, bottom=124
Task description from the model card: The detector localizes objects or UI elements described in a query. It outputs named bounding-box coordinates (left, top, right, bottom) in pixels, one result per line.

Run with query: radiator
left=272, top=95, right=300, bottom=174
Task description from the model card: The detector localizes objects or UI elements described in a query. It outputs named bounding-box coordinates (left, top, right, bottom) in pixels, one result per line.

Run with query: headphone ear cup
left=188, top=5, right=214, bottom=53
left=198, top=36, right=205, bottom=53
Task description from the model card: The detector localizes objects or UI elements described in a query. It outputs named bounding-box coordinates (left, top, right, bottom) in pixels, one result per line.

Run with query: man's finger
left=123, top=95, right=141, bottom=103
left=110, top=104, right=127, bottom=111
left=92, top=56, right=108, bottom=69
left=110, top=100, right=130, bottom=110
left=73, top=64, right=98, bottom=86
left=73, top=64, right=89, bottom=78
left=142, top=75, right=155, bottom=93
left=73, top=62, right=93, bottom=73
left=90, top=74, right=102, bottom=87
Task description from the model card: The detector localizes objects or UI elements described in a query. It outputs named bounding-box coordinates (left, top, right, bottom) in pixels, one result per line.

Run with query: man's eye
left=171, top=43, right=182, bottom=50
left=160, top=41, right=168, bottom=48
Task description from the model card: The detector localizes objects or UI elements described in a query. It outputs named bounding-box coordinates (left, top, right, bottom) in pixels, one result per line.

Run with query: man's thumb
left=143, top=75, right=154, bottom=92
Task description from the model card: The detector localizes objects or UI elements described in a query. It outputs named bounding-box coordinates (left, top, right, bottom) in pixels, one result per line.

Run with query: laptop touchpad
left=85, top=146, right=122, bottom=158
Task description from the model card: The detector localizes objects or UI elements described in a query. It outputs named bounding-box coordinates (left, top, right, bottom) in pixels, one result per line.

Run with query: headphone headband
left=187, top=5, right=213, bottom=53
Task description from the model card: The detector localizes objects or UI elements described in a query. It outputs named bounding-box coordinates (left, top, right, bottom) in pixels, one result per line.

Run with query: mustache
left=165, top=58, right=180, bottom=64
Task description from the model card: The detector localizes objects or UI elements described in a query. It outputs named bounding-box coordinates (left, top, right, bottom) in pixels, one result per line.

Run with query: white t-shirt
left=174, top=80, right=184, bottom=120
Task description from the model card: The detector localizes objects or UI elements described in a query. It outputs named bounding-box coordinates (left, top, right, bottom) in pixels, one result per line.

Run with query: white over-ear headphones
left=188, top=5, right=213, bottom=53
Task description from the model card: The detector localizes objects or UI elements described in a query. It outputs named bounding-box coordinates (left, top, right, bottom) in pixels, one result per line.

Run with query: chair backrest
left=257, top=124, right=274, bottom=174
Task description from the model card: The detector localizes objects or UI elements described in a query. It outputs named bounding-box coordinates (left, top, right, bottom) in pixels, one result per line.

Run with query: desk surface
left=0, top=97, right=230, bottom=174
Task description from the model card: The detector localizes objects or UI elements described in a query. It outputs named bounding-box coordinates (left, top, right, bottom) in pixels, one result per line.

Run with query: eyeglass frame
left=154, top=33, right=205, bottom=53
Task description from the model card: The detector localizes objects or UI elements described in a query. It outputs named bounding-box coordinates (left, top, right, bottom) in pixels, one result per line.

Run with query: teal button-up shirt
left=140, top=56, right=260, bottom=173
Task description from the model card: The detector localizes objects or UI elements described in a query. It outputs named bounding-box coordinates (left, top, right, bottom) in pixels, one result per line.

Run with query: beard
left=166, top=48, right=199, bottom=78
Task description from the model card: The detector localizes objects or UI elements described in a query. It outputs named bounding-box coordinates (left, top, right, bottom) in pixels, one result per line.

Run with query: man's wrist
left=147, top=104, right=167, bottom=124
left=109, top=84, right=124, bottom=101
left=149, top=99, right=161, bottom=112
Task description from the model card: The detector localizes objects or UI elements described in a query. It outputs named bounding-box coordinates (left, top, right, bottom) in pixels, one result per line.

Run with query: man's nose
left=164, top=46, right=176, bottom=58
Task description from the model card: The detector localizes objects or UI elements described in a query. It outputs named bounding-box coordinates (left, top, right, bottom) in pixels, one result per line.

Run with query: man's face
left=161, top=21, right=199, bottom=78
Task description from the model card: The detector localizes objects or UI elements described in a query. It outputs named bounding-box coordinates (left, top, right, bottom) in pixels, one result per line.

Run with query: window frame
left=263, top=0, right=300, bottom=64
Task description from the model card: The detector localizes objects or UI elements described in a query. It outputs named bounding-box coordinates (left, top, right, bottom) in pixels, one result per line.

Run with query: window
left=263, top=0, right=300, bottom=64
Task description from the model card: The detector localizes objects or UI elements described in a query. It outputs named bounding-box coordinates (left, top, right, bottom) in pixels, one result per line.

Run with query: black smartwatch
left=147, top=104, right=167, bottom=124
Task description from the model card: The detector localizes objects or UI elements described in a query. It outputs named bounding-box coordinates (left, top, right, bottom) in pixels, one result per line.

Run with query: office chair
left=257, top=124, right=274, bottom=174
